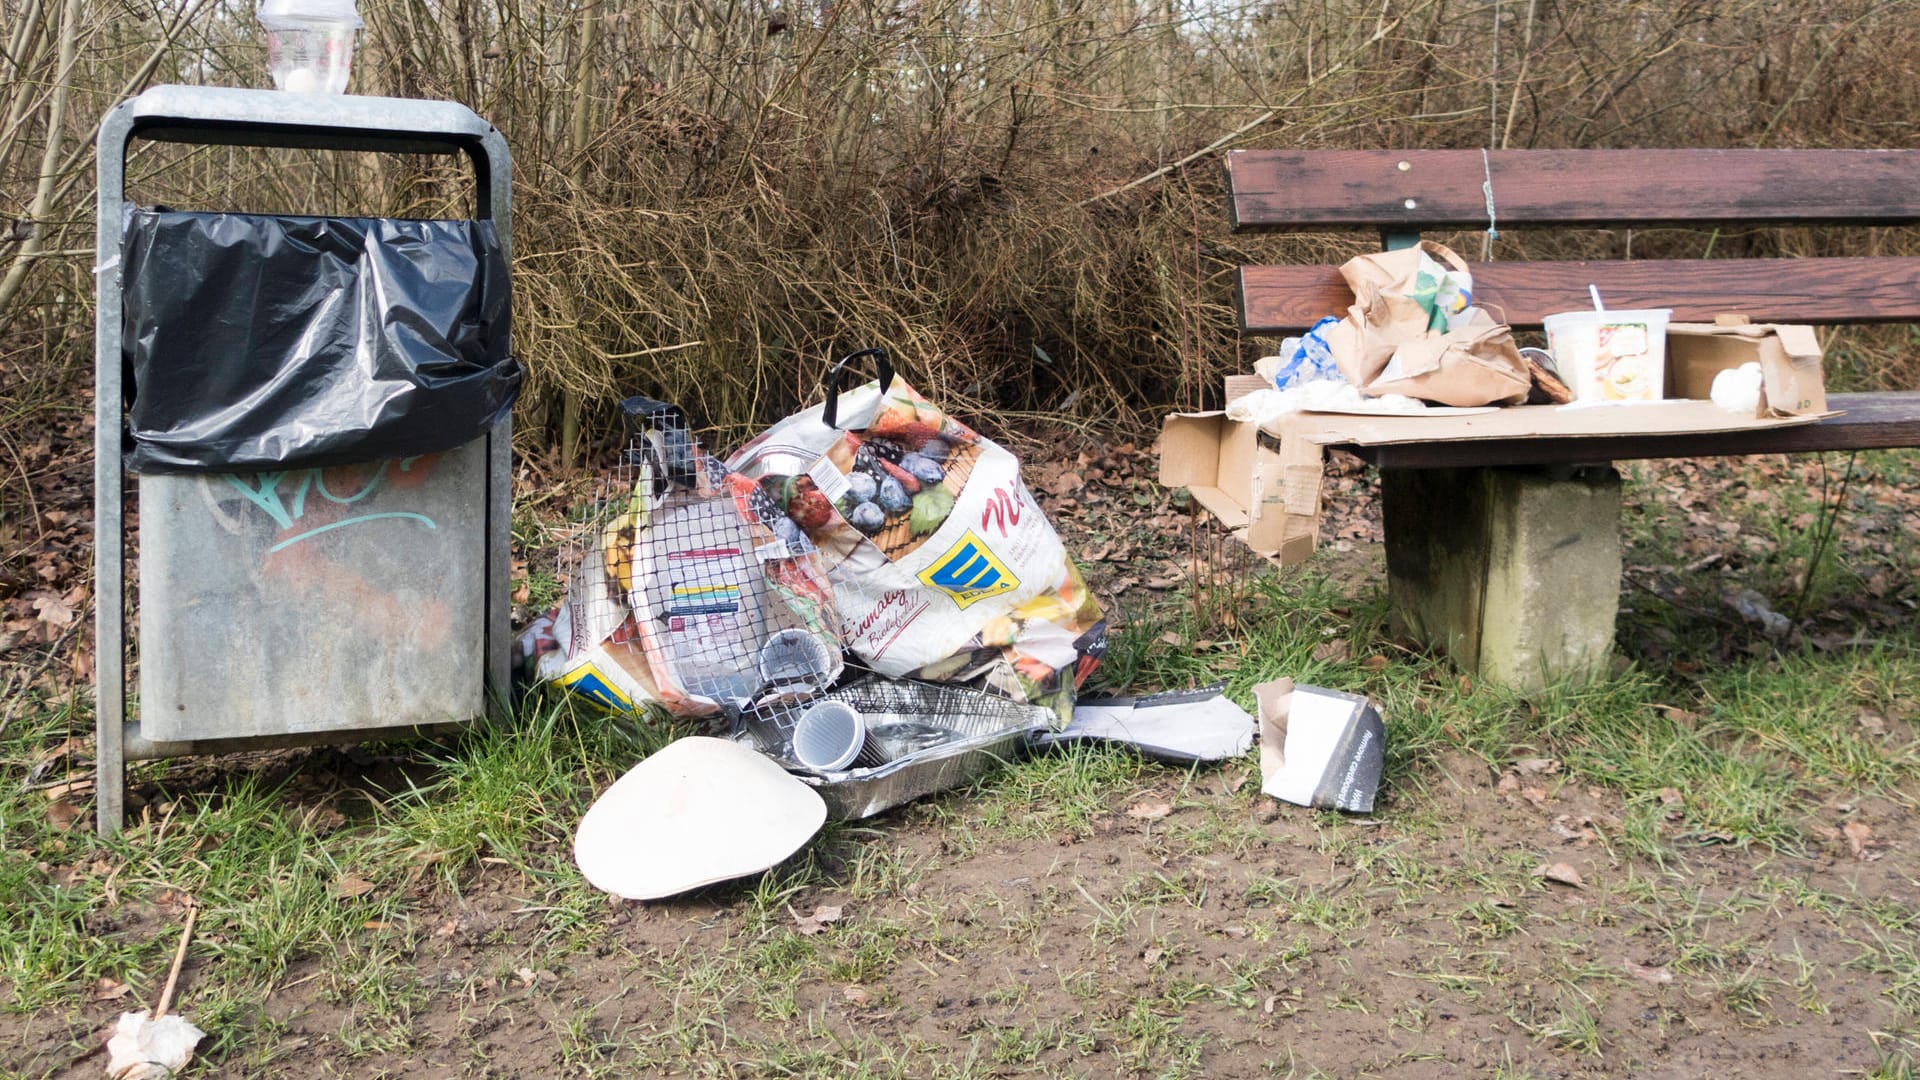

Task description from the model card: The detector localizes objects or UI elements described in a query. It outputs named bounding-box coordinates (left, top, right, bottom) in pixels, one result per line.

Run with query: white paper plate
left=574, top=736, right=827, bottom=900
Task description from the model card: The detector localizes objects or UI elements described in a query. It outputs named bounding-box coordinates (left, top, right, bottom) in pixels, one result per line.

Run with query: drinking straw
left=1589, top=284, right=1606, bottom=311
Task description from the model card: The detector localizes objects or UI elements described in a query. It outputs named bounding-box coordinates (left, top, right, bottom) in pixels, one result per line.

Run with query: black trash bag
left=121, top=209, right=521, bottom=473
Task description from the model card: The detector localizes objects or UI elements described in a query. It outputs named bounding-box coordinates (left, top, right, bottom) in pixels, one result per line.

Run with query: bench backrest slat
left=1239, top=256, right=1920, bottom=333
left=1227, top=149, right=1920, bottom=230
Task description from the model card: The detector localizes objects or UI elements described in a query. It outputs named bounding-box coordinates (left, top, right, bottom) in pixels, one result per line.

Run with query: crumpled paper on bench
left=1323, top=240, right=1531, bottom=408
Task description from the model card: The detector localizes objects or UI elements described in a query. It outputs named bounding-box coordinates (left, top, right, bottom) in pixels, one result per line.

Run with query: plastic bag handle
left=821, top=347, right=893, bottom=430
left=619, top=395, right=697, bottom=487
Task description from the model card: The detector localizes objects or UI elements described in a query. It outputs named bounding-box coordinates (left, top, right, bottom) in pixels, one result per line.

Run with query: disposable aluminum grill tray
left=736, top=676, right=1054, bottom=820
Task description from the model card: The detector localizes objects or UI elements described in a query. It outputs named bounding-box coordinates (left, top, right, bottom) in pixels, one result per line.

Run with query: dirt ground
left=289, top=775, right=1920, bottom=1076
left=5, top=433, right=1919, bottom=1078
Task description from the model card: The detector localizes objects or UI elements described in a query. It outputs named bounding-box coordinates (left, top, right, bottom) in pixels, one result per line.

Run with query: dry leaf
left=842, top=985, right=872, bottom=1007
left=1311, top=639, right=1351, bottom=664
left=1513, top=757, right=1560, bottom=776
left=93, top=978, right=132, bottom=1002
left=39, top=778, right=93, bottom=800
left=1126, top=798, right=1174, bottom=821
left=515, top=966, right=538, bottom=988
left=331, top=874, right=377, bottom=899
left=1360, top=655, right=1391, bottom=672
left=1534, top=862, right=1585, bottom=889
left=1843, top=820, right=1880, bottom=860
left=1520, top=786, right=1549, bottom=809
left=1856, top=709, right=1888, bottom=737
left=46, top=800, right=81, bottom=831
left=1653, top=704, right=1703, bottom=727
left=794, top=904, right=844, bottom=936
left=1142, top=947, right=1165, bottom=967
left=1624, top=960, right=1673, bottom=985
left=32, top=594, right=75, bottom=629
left=1550, top=815, right=1595, bottom=845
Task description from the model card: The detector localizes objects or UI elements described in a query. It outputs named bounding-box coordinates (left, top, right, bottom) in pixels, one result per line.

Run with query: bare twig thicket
left=1, top=0, right=1917, bottom=471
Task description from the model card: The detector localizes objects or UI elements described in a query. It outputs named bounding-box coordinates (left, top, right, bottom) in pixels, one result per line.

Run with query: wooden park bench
left=1223, top=148, right=1920, bottom=688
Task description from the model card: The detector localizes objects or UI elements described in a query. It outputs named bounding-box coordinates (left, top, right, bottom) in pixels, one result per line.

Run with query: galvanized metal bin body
left=94, top=86, right=514, bottom=832
left=136, top=445, right=488, bottom=741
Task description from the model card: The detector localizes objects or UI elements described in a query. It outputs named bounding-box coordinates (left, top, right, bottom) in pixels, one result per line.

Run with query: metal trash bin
left=93, top=86, right=516, bottom=835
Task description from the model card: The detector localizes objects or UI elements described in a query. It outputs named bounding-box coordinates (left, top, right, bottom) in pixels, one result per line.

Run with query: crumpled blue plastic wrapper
left=1269, top=315, right=1345, bottom=390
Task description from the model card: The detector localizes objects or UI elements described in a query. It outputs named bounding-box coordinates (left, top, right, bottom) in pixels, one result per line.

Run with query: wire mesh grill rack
left=557, top=396, right=840, bottom=716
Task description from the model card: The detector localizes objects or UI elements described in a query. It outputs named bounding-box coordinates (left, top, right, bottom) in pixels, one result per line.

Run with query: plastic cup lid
left=573, top=737, right=826, bottom=900
left=258, top=0, right=363, bottom=26
left=792, top=701, right=866, bottom=772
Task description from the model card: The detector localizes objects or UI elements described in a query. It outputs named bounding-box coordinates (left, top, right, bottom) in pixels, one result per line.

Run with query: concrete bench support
left=1380, top=465, right=1621, bottom=691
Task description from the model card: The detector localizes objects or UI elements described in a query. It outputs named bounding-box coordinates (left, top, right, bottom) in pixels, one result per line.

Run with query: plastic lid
left=792, top=701, right=867, bottom=772
left=258, top=0, right=363, bottom=26
left=573, top=737, right=826, bottom=901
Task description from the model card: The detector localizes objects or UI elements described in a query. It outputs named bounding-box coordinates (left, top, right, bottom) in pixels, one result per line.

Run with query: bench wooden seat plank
left=1239, top=257, right=1920, bottom=333
left=1227, top=149, right=1920, bottom=230
left=1325, top=393, right=1920, bottom=470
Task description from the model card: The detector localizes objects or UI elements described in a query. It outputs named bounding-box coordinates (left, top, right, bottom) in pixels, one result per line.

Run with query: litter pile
left=519, top=350, right=1387, bottom=899
left=1164, top=241, right=1833, bottom=565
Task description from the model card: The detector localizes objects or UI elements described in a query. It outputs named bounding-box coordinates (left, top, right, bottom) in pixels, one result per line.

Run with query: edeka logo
left=918, top=530, right=1020, bottom=610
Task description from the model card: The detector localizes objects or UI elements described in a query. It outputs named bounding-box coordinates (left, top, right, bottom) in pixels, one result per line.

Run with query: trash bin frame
left=93, top=86, right=514, bottom=836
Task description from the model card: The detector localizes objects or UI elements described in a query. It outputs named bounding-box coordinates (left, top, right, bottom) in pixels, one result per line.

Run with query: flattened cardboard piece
left=1667, top=321, right=1827, bottom=417
left=1276, top=398, right=1835, bottom=448
left=1254, top=678, right=1385, bottom=813
left=574, top=736, right=827, bottom=900
left=1039, top=683, right=1255, bottom=763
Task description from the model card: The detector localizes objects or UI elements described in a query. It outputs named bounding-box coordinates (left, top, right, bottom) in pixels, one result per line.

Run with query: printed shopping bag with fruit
left=728, top=350, right=1106, bottom=721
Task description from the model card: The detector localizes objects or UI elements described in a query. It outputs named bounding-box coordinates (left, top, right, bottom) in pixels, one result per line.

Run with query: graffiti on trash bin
left=221, top=457, right=440, bottom=553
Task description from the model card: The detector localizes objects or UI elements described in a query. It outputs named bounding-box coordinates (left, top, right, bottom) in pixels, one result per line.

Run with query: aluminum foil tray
left=735, top=676, right=1055, bottom=820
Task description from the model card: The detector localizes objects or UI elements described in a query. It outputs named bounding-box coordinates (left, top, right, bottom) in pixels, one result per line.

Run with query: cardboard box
left=1158, top=376, right=1322, bottom=564
left=1160, top=321, right=1834, bottom=565
left=1665, top=318, right=1827, bottom=416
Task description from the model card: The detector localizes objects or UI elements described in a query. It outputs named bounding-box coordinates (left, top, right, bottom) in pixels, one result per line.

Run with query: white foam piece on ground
left=574, top=737, right=826, bottom=900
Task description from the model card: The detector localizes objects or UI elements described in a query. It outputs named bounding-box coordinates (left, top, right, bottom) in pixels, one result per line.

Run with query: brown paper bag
left=1325, top=241, right=1530, bottom=408
left=1363, top=307, right=1531, bottom=406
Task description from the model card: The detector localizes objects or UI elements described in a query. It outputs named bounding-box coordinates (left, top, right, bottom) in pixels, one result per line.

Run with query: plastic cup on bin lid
left=258, top=0, right=363, bottom=94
